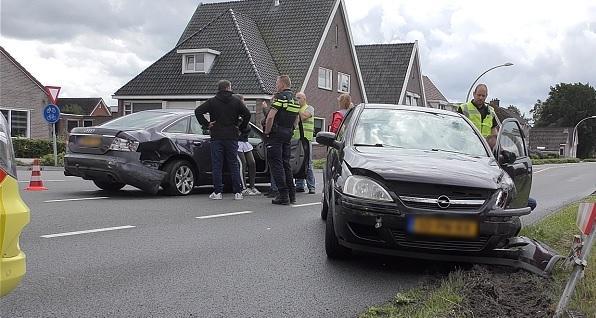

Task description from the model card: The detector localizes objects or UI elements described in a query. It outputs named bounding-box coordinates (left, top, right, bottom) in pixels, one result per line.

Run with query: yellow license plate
left=78, top=136, right=101, bottom=147
left=409, top=217, right=478, bottom=238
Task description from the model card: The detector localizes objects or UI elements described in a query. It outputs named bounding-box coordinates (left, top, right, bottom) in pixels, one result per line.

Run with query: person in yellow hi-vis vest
left=292, top=92, right=316, bottom=194
left=457, top=84, right=499, bottom=148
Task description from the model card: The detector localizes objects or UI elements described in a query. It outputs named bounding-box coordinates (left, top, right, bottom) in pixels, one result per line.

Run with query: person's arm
left=329, top=112, right=342, bottom=133
left=194, top=100, right=211, bottom=128
left=264, top=108, right=277, bottom=135
left=491, top=115, right=499, bottom=135
left=299, top=109, right=312, bottom=121
left=238, top=101, right=251, bottom=132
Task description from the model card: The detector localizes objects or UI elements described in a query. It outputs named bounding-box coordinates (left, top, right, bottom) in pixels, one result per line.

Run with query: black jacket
left=195, top=91, right=251, bottom=140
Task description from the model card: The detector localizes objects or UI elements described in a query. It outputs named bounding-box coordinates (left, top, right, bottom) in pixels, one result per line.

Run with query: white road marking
left=291, top=202, right=322, bottom=208
left=196, top=211, right=254, bottom=219
left=534, top=167, right=555, bottom=174
left=19, top=179, right=66, bottom=183
left=41, top=225, right=136, bottom=238
left=44, top=197, right=110, bottom=203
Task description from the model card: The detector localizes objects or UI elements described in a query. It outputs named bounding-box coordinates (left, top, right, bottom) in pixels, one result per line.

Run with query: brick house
left=355, top=42, right=426, bottom=107
left=0, top=46, right=52, bottom=139
left=55, top=98, right=113, bottom=138
left=114, top=0, right=368, bottom=140
left=422, top=75, right=452, bottom=111
left=529, top=127, right=577, bottom=157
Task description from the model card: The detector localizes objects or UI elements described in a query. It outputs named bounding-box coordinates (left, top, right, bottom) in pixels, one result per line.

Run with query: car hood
left=344, top=146, right=504, bottom=189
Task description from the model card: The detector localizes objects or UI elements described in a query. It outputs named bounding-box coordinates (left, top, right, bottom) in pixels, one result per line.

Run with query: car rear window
left=353, top=108, right=488, bottom=157
left=101, top=111, right=181, bottom=130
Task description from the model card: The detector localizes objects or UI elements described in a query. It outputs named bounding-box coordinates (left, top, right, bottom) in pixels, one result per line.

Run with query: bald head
left=473, top=84, right=488, bottom=105
left=296, top=92, right=307, bottom=106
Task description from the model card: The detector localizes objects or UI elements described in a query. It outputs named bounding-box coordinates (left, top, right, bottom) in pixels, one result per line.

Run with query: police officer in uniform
left=264, top=75, right=300, bottom=205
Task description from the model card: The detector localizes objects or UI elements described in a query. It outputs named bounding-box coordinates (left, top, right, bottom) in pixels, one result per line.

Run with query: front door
left=496, top=118, right=532, bottom=209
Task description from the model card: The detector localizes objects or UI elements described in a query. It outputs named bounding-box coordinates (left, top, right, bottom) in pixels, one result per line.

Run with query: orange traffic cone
left=25, top=158, right=48, bottom=191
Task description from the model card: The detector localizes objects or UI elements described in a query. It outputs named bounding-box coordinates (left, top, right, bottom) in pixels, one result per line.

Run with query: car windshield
left=101, top=111, right=182, bottom=130
left=353, top=108, right=488, bottom=157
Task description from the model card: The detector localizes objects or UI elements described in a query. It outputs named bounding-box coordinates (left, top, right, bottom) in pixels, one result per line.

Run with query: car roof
left=143, top=109, right=194, bottom=115
left=361, top=103, right=460, bottom=116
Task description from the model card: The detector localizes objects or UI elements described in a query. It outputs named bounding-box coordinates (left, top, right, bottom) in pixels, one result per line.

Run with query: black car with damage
left=317, top=104, right=535, bottom=260
left=64, top=109, right=307, bottom=195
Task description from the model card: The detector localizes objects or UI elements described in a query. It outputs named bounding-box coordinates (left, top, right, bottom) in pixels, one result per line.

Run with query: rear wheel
left=93, top=180, right=125, bottom=192
left=163, top=160, right=195, bottom=196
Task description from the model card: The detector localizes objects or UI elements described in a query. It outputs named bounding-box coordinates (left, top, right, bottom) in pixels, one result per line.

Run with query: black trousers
left=266, top=139, right=294, bottom=194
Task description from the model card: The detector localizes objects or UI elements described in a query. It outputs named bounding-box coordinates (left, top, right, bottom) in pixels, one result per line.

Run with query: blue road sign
left=43, top=104, right=60, bottom=124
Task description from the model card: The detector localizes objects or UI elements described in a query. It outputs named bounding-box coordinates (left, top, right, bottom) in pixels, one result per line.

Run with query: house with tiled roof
left=422, top=75, right=453, bottom=111
left=355, top=42, right=425, bottom=107
left=56, top=98, right=113, bottom=137
left=529, top=127, right=577, bottom=157
left=114, top=0, right=367, bottom=136
left=0, top=46, right=52, bottom=139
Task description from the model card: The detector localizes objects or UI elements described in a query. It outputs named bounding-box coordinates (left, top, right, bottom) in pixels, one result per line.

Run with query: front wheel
left=325, top=184, right=351, bottom=259
left=93, top=180, right=125, bottom=192
left=163, top=160, right=195, bottom=196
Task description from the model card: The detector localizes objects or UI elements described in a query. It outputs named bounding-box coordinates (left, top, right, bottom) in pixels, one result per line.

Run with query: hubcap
left=175, top=165, right=194, bottom=194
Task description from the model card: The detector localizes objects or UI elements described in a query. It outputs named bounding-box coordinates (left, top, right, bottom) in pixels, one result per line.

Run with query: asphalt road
left=1, top=162, right=595, bottom=317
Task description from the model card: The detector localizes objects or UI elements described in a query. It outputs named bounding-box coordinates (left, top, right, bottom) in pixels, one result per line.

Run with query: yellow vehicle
left=0, top=113, right=30, bottom=297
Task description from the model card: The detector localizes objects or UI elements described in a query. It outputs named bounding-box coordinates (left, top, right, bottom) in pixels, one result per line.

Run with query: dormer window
left=177, top=49, right=220, bottom=74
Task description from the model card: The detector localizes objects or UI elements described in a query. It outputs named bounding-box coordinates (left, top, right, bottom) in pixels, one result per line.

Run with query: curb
left=17, top=166, right=64, bottom=171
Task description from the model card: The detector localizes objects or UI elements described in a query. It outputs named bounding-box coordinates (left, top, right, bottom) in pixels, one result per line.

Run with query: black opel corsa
left=64, top=109, right=306, bottom=195
left=317, top=104, right=532, bottom=259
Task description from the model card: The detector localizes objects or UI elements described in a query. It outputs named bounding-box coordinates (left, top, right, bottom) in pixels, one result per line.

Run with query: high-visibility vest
left=292, top=105, right=314, bottom=141
left=459, top=102, right=496, bottom=137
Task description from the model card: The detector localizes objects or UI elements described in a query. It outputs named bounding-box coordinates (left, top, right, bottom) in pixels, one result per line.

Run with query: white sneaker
left=234, top=193, right=244, bottom=200
left=242, top=188, right=253, bottom=195
left=250, top=187, right=261, bottom=195
left=209, top=192, right=222, bottom=200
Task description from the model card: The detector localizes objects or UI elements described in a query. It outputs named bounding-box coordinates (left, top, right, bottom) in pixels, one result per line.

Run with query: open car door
left=495, top=118, right=532, bottom=209
left=290, top=121, right=309, bottom=179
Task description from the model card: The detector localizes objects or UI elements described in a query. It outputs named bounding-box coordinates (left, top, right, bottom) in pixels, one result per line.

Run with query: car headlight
left=109, top=137, right=139, bottom=152
left=343, top=175, right=393, bottom=201
left=494, top=190, right=508, bottom=208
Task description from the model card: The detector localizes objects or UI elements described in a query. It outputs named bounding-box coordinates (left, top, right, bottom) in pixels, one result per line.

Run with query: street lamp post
left=571, top=115, right=596, bottom=158
left=465, top=62, right=514, bottom=103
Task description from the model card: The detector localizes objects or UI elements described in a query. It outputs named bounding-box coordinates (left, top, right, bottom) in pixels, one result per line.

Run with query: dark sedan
left=64, top=109, right=306, bottom=195
left=317, top=104, right=532, bottom=259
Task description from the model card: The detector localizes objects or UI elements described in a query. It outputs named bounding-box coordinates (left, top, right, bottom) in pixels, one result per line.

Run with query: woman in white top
left=234, top=94, right=260, bottom=195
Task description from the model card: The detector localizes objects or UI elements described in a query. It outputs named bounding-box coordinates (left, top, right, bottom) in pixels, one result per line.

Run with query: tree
left=61, top=104, right=84, bottom=115
left=533, top=83, right=596, bottom=158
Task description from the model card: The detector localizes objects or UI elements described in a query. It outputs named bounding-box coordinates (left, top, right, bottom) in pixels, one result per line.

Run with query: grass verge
left=359, top=195, right=596, bottom=318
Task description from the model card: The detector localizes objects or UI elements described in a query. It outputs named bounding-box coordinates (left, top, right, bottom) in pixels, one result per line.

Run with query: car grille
left=391, top=231, right=489, bottom=252
left=387, top=181, right=492, bottom=211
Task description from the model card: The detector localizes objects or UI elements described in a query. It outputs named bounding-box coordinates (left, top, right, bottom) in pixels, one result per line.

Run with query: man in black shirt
left=195, top=80, right=251, bottom=200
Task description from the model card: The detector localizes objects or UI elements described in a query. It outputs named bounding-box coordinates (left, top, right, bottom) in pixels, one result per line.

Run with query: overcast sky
left=1, top=0, right=595, bottom=116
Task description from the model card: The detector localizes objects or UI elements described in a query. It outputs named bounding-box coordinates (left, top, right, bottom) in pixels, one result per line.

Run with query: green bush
left=583, top=158, right=596, bottom=162
left=40, top=152, right=65, bottom=166
left=545, top=153, right=560, bottom=159
left=532, top=158, right=581, bottom=165
left=13, top=138, right=66, bottom=158
left=313, top=158, right=326, bottom=169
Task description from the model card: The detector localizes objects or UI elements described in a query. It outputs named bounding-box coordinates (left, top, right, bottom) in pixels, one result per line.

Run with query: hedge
left=531, top=158, right=581, bottom=165
left=13, top=138, right=66, bottom=158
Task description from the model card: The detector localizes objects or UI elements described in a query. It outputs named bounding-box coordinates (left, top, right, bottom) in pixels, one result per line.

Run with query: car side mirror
left=499, top=150, right=517, bottom=165
left=316, top=132, right=342, bottom=150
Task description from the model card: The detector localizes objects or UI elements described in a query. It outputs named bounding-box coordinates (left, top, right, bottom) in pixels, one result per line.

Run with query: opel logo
left=84, top=128, right=95, bottom=133
left=437, top=195, right=451, bottom=209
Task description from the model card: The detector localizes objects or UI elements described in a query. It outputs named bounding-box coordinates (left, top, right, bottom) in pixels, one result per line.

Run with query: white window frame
left=313, top=117, right=326, bottom=144
left=405, top=92, right=421, bottom=106
left=318, top=67, right=333, bottom=91
left=182, top=53, right=205, bottom=74
left=124, top=102, right=133, bottom=115
left=0, top=108, right=31, bottom=138
left=337, top=72, right=350, bottom=93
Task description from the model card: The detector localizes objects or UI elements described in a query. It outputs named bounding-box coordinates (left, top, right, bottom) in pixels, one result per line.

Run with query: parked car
left=317, top=104, right=532, bottom=259
left=64, top=109, right=307, bottom=195
left=0, top=113, right=30, bottom=298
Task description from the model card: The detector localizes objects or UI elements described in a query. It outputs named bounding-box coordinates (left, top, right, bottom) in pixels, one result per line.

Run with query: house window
left=0, top=109, right=30, bottom=138
left=67, top=120, right=79, bottom=132
left=314, top=117, right=325, bottom=136
left=124, top=102, right=133, bottom=115
left=183, top=53, right=205, bottom=73
left=413, top=96, right=419, bottom=106
left=83, top=120, right=93, bottom=127
left=406, top=96, right=412, bottom=106
left=338, top=72, right=350, bottom=93
left=559, top=144, right=566, bottom=157
left=318, top=67, right=332, bottom=90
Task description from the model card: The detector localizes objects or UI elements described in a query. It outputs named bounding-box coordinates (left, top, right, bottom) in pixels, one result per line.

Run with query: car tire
left=325, top=186, right=351, bottom=259
left=163, top=160, right=195, bottom=196
left=93, top=180, right=125, bottom=192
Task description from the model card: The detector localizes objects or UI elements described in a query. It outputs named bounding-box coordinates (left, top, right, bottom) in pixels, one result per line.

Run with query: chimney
left=489, top=98, right=500, bottom=107
left=274, top=0, right=280, bottom=6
